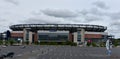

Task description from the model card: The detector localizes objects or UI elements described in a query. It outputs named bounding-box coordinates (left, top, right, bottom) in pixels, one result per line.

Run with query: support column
left=81, top=29, right=85, bottom=43
left=73, top=32, right=78, bottom=43
left=34, top=31, right=38, bottom=42
left=69, top=33, right=73, bottom=42
left=23, top=29, right=27, bottom=44
left=29, top=31, right=33, bottom=45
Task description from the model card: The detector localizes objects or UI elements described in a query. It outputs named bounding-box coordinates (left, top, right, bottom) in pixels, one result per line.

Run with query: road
left=0, top=45, right=120, bottom=59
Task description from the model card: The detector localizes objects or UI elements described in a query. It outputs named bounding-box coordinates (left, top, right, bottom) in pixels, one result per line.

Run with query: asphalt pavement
left=0, top=45, right=120, bottom=59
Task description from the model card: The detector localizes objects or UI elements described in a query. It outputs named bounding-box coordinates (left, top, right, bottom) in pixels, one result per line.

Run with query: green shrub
left=39, top=41, right=77, bottom=46
left=71, top=42, right=77, bottom=46
left=25, top=40, right=29, bottom=45
left=113, top=40, right=119, bottom=47
left=5, top=40, right=9, bottom=45
left=34, top=41, right=39, bottom=45
left=66, top=41, right=73, bottom=45
left=99, top=42, right=105, bottom=47
left=9, top=39, right=16, bottom=45
left=87, top=42, right=91, bottom=46
left=91, top=42, right=98, bottom=47
left=0, top=40, right=3, bottom=45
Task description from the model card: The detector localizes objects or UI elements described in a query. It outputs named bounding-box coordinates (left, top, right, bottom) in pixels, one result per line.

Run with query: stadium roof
left=10, top=24, right=107, bottom=32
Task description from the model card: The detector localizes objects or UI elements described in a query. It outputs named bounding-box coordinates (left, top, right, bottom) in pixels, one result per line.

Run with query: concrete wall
left=29, top=31, right=33, bottom=44
left=81, top=29, right=85, bottom=43
left=85, top=32, right=108, bottom=35
left=73, top=32, right=78, bottom=43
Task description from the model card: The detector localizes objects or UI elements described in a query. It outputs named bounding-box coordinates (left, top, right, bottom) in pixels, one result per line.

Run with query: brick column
left=34, top=31, right=38, bottom=42
left=69, top=33, right=73, bottom=42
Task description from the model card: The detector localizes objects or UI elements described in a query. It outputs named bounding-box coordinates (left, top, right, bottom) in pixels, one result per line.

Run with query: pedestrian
left=106, top=39, right=112, bottom=56
left=84, top=41, right=87, bottom=47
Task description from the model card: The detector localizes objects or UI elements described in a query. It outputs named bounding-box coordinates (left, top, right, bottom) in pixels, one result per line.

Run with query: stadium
left=9, top=24, right=108, bottom=44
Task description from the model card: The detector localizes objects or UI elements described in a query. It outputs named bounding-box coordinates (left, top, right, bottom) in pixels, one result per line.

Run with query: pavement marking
left=56, top=57, right=59, bottom=59
left=75, top=54, right=78, bottom=56
left=84, top=54, right=88, bottom=56
left=70, top=54, right=72, bottom=56
left=49, top=57, right=51, bottom=59
left=65, top=52, right=66, bottom=56
left=79, top=54, right=83, bottom=56
left=37, top=53, right=40, bottom=56
left=28, top=57, right=36, bottom=59
left=89, top=54, right=106, bottom=57
left=16, top=54, right=23, bottom=56
left=54, top=53, right=56, bottom=56
left=42, top=57, right=45, bottom=59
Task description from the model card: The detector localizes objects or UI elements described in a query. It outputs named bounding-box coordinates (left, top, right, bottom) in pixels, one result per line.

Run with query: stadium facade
left=9, top=24, right=108, bottom=44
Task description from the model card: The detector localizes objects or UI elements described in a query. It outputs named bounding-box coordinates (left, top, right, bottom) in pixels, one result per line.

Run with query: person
left=106, top=39, right=112, bottom=56
left=84, top=41, right=87, bottom=47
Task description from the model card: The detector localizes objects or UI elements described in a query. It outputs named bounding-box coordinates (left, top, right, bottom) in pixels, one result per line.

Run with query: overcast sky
left=0, top=0, right=120, bottom=38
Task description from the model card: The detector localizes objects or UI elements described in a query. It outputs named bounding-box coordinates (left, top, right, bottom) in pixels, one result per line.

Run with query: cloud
left=4, top=0, right=19, bottom=5
left=80, top=8, right=107, bottom=16
left=110, top=21, right=120, bottom=27
left=41, top=9, right=78, bottom=18
left=23, top=14, right=74, bottom=24
left=107, top=12, right=120, bottom=20
left=24, top=8, right=106, bottom=25
left=106, top=20, right=120, bottom=37
left=84, top=14, right=102, bottom=22
left=31, top=11, right=42, bottom=16
left=79, top=10, right=88, bottom=16
left=93, top=1, right=109, bottom=9
left=0, top=18, right=15, bottom=32
left=79, top=8, right=104, bottom=23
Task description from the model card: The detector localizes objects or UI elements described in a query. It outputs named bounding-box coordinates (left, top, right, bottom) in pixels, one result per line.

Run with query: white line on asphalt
left=70, top=53, right=72, bottom=56
left=75, top=54, right=77, bottom=56
left=65, top=52, right=66, bottom=56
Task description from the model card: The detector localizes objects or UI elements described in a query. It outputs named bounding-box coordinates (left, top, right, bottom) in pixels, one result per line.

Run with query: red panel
left=11, top=33, right=23, bottom=38
left=69, top=33, right=73, bottom=42
left=85, top=34, right=102, bottom=38
left=34, top=32, right=38, bottom=42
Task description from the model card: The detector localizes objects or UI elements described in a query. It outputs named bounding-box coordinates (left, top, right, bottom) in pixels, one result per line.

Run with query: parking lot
left=0, top=45, right=120, bottom=59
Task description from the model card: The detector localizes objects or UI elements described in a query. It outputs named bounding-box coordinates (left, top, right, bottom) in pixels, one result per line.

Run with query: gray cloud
left=0, top=18, right=6, bottom=21
left=80, top=8, right=107, bottom=16
left=23, top=14, right=72, bottom=24
left=107, top=12, right=120, bottom=20
left=79, top=8, right=104, bottom=23
left=41, top=9, right=78, bottom=18
left=79, top=10, right=88, bottom=16
left=31, top=11, right=42, bottom=16
left=24, top=8, right=105, bottom=24
left=107, top=21, right=120, bottom=36
left=93, top=1, right=109, bottom=9
left=84, top=15, right=102, bottom=22
left=89, top=8, right=106, bottom=16
left=4, top=0, right=19, bottom=5
left=110, top=21, right=120, bottom=27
